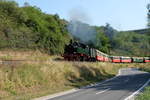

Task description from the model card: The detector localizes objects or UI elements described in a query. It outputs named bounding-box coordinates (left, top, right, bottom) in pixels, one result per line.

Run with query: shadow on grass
left=65, top=64, right=115, bottom=88
left=53, top=57, right=65, bottom=61
left=139, top=67, right=150, bottom=73
left=64, top=68, right=150, bottom=98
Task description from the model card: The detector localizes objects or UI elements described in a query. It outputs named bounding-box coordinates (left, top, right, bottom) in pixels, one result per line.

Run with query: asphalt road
left=48, top=68, right=150, bottom=100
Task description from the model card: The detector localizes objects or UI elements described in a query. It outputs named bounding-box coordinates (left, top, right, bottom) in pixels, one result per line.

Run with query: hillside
left=111, top=30, right=150, bottom=56
left=0, top=1, right=70, bottom=54
left=126, top=28, right=150, bottom=35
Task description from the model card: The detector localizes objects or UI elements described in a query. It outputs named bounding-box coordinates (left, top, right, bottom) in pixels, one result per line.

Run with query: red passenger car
left=96, top=50, right=104, bottom=61
left=144, top=57, right=150, bottom=63
left=121, top=57, right=132, bottom=63
left=103, top=54, right=109, bottom=62
left=111, top=56, right=121, bottom=63
left=96, top=50, right=109, bottom=62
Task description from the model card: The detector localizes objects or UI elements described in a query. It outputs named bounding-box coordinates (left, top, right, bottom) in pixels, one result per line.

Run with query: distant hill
left=111, top=29, right=150, bottom=56
left=124, top=28, right=150, bottom=35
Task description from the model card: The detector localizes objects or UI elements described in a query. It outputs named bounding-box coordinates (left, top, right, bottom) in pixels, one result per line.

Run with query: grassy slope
left=136, top=66, right=150, bottom=100
left=0, top=50, right=149, bottom=100
left=136, top=87, right=150, bottom=100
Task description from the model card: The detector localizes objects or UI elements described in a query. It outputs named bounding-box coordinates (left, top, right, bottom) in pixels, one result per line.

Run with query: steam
left=67, top=8, right=96, bottom=43
left=68, top=8, right=91, bottom=24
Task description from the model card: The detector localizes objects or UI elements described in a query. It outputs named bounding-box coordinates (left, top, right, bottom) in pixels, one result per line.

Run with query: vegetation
left=94, top=26, right=111, bottom=53
left=140, top=65, right=150, bottom=73
left=0, top=0, right=70, bottom=54
left=136, top=87, right=150, bottom=100
left=136, top=66, right=150, bottom=100
left=112, top=31, right=150, bottom=56
left=93, top=24, right=150, bottom=56
left=147, top=3, right=150, bottom=27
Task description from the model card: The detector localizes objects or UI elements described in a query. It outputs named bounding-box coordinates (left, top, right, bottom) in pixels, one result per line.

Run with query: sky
left=14, top=0, right=149, bottom=31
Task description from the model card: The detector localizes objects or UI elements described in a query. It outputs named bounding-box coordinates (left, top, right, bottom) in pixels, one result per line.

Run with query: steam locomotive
left=63, top=41, right=150, bottom=63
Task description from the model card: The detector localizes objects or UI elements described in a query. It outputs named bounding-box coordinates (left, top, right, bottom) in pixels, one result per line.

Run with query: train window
left=113, top=56, right=120, bottom=59
left=121, top=57, right=131, bottom=59
left=144, top=57, right=150, bottom=60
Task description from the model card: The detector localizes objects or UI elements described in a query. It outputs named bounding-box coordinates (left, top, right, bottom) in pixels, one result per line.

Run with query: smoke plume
left=68, top=7, right=91, bottom=24
left=67, top=8, right=96, bottom=43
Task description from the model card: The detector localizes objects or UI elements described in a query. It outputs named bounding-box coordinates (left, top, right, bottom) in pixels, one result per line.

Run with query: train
left=63, top=41, right=150, bottom=63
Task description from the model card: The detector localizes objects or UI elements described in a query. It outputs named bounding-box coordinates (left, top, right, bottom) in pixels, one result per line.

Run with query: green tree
left=147, top=4, right=150, bottom=27
left=113, top=32, right=150, bottom=56
left=94, top=27, right=110, bottom=53
left=0, top=0, right=70, bottom=54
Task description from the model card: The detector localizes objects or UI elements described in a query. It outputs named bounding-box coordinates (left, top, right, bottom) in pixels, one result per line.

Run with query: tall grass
left=0, top=50, right=149, bottom=100
left=136, top=87, right=150, bottom=100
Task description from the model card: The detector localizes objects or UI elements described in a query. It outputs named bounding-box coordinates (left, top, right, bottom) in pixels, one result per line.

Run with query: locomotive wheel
left=76, top=56, right=80, bottom=61
left=80, top=56, right=84, bottom=61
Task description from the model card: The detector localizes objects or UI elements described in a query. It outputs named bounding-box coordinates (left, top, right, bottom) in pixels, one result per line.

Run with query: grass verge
left=136, top=65, right=150, bottom=100
left=136, top=86, right=150, bottom=100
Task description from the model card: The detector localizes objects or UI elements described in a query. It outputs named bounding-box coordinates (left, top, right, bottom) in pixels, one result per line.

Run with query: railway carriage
left=132, top=57, right=144, bottom=63
left=95, top=50, right=104, bottom=61
left=144, top=57, right=150, bottom=63
left=104, top=55, right=109, bottom=62
left=110, top=56, right=121, bottom=63
left=121, top=57, right=132, bottom=63
left=95, top=50, right=109, bottom=62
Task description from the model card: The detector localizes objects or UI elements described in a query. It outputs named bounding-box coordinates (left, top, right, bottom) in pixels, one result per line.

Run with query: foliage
left=136, top=86, right=150, bottom=100
left=94, top=26, right=111, bottom=53
left=103, top=23, right=118, bottom=40
left=0, top=0, right=70, bottom=54
left=112, top=31, right=150, bottom=56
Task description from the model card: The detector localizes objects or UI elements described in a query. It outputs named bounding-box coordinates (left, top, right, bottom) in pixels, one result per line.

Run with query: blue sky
left=14, top=0, right=149, bottom=31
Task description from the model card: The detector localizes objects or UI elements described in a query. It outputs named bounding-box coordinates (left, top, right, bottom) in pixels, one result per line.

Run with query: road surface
left=47, top=68, right=150, bottom=100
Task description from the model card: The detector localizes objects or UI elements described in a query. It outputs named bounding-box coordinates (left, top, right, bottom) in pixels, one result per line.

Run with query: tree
left=103, top=23, right=117, bottom=39
left=147, top=4, right=150, bottom=27
left=24, top=2, right=30, bottom=7
left=113, top=32, right=150, bottom=56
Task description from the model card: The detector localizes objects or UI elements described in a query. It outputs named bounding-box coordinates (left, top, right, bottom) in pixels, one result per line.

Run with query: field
left=0, top=50, right=149, bottom=100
